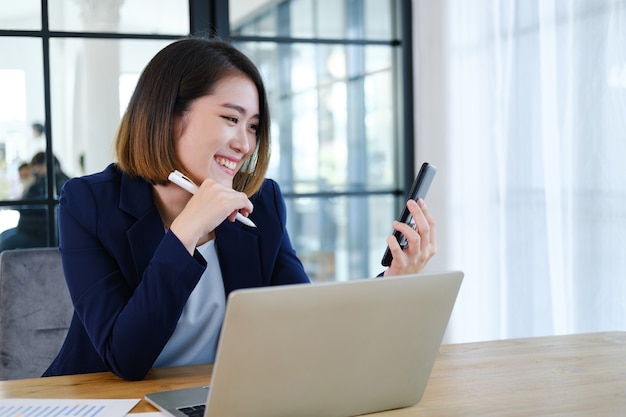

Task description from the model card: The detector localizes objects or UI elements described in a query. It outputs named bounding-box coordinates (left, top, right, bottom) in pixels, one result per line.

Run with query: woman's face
left=174, top=74, right=259, bottom=188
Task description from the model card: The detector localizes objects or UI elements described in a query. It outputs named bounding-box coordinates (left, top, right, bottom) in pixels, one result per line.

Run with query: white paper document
left=0, top=398, right=140, bottom=417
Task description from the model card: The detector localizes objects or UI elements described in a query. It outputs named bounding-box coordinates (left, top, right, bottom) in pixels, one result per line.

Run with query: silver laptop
left=145, top=271, right=463, bottom=417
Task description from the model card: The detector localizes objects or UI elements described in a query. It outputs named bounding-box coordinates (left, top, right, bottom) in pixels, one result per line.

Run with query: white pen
left=168, top=170, right=257, bottom=228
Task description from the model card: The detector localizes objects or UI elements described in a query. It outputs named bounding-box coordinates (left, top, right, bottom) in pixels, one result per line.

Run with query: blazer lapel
left=118, top=174, right=164, bottom=282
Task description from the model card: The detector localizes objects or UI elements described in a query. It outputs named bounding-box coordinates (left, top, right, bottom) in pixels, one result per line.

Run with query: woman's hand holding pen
left=169, top=177, right=253, bottom=254
left=383, top=199, right=437, bottom=277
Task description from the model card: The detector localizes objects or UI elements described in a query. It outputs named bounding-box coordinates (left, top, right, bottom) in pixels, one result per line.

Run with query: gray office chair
left=0, top=247, right=73, bottom=380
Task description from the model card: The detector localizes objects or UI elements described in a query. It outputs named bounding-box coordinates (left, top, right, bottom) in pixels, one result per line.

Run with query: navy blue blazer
left=44, top=164, right=310, bottom=380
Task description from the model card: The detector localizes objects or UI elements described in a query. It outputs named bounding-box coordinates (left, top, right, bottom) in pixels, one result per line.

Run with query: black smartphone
left=381, top=162, right=437, bottom=267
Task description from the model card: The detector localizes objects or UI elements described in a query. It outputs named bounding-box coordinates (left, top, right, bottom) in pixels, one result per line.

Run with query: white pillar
left=78, top=0, right=124, bottom=174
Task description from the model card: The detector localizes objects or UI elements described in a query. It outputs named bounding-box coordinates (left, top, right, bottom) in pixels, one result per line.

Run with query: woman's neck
left=152, top=184, right=215, bottom=245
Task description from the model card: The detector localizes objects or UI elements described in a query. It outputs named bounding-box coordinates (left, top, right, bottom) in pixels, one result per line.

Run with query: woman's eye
left=248, top=123, right=259, bottom=132
left=222, top=116, right=238, bottom=124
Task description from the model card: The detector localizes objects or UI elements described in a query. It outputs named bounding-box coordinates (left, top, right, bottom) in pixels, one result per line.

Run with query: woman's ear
left=173, top=112, right=187, bottom=139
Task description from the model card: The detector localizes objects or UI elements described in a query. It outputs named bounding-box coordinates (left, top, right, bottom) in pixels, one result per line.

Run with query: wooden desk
left=1, top=332, right=624, bottom=416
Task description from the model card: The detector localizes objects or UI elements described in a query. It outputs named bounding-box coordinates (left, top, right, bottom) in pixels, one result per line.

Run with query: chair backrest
left=0, top=247, right=73, bottom=380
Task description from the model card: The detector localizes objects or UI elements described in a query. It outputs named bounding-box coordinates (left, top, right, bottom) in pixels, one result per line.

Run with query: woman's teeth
left=215, top=157, right=237, bottom=170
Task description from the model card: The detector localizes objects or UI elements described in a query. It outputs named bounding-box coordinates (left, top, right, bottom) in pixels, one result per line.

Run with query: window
left=0, top=0, right=413, bottom=282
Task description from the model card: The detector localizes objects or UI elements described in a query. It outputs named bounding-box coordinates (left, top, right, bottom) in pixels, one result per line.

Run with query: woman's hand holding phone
left=381, top=162, right=437, bottom=274
left=382, top=198, right=437, bottom=277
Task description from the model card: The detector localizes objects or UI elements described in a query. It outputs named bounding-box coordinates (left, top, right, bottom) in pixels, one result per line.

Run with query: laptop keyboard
left=178, top=405, right=206, bottom=417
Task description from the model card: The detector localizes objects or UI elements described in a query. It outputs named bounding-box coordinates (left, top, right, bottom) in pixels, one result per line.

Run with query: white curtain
left=414, top=0, right=626, bottom=343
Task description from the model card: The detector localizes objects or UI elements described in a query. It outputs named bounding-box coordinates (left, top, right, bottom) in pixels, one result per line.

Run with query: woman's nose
left=232, top=128, right=253, bottom=154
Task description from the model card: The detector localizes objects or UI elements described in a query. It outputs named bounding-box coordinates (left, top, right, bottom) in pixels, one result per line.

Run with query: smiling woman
left=42, top=37, right=312, bottom=381
left=39, top=35, right=436, bottom=381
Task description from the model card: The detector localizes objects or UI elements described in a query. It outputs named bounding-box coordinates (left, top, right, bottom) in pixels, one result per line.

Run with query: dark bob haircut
left=115, top=37, right=271, bottom=197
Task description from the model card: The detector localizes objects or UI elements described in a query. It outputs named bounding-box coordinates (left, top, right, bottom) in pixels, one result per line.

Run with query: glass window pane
left=0, top=205, right=51, bottom=250
left=49, top=38, right=173, bottom=176
left=314, top=0, right=345, bottom=39
left=364, top=49, right=395, bottom=187
left=0, top=37, right=45, bottom=200
left=230, top=0, right=396, bottom=40
left=290, top=0, right=314, bottom=38
left=287, top=194, right=395, bottom=281
left=48, top=0, right=189, bottom=35
left=22, top=151, right=70, bottom=200
left=364, top=0, right=395, bottom=39
left=0, top=0, right=41, bottom=30
left=237, top=42, right=397, bottom=193
left=0, top=208, right=20, bottom=235
left=230, top=0, right=276, bottom=36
